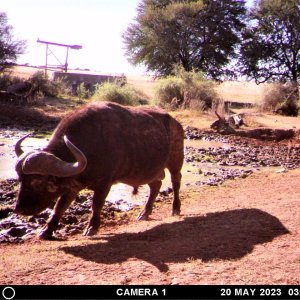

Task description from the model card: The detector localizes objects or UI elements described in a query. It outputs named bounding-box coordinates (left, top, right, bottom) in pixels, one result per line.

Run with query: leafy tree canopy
left=123, top=0, right=246, bottom=79
left=239, top=0, right=300, bottom=85
left=0, top=12, right=26, bottom=71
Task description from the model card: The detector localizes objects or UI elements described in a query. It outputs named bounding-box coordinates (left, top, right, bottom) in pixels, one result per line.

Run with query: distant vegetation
left=0, top=12, right=26, bottom=72
left=1, top=68, right=299, bottom=118
left=261, top=83, right=299, bottom=116
left=1, top=0, right=300, bottom=116
left=123, top=0, right=245, bottom=79
left=0, top=71, right=69, bottom=104
left=92, top=82, right=148, bottom=106
left=0, top=67, right=222, bottom=112
left=154, top=67, right=222, bottom=112
left=123, top=0, right=300, bottom=116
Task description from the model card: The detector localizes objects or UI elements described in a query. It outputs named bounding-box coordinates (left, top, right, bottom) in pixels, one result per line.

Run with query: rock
left=0, top=127, right=299, bottom=243
left=275, top=168, right=287, bottom=173
left=160, top=187, right=173, bottom=196
left=0, top=207, right=13, bottom=219
left=62, top=215, right=78, bottom=225
left=5, top=226, right=28, bottom=237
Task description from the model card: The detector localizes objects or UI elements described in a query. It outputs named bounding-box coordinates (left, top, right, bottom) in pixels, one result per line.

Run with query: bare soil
left=0, top=168, right=299, bottom=284
left=1, top=71, right=300, bottom=285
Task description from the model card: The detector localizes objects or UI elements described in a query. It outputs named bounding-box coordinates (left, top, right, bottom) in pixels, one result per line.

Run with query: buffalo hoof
left=83, top=226, right=98, bottom=236
left=137, top=212, right=149, bottom=221
left=172, top=209, right=180, bottom=216
left=38, top=229, right=54, bottom=240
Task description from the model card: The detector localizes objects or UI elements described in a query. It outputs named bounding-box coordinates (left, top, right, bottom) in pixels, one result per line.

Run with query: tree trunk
left=287, top=80, right=299, bottom=116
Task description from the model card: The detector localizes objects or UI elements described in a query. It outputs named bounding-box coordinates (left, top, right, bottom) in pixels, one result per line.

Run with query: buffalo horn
left=22, top=135, right=87, bottom=177
left=15, top=133, right=31, bottom=157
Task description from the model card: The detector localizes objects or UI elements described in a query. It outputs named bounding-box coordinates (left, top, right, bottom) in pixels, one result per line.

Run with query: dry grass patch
left=216, top=81, right=264, bottom=104
left=127, top=74, right=156, bottom=100
left=170, top=110, right=215, bottom=129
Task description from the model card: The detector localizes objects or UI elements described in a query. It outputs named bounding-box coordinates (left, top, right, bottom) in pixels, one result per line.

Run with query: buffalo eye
left=47, top=181, right=58, bottom=193
left=30, top=179, right=44, bottom=191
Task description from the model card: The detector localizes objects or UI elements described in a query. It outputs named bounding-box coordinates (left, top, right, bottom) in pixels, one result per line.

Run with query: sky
left=1, top=0, right=254, bottom=75
left=1, top=0, right=142, bottom=74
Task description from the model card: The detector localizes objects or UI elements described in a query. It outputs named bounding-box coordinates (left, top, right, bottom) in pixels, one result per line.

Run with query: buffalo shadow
left=60, top=208, right=289, bottom=272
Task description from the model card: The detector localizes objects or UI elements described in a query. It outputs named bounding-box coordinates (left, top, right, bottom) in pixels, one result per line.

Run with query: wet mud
left=1, top=126, right=300, bottom=243
left=0, top=180, right=148, bottom=243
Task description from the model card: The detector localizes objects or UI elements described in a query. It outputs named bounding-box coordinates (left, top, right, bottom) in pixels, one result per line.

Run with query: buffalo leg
left=170, top=171, right=182, bottom=215
left=83, top=182, right=112, bottom=236
left=137, top=179, right=162, bottom=220
left=39, top=192, right=76, bottom=239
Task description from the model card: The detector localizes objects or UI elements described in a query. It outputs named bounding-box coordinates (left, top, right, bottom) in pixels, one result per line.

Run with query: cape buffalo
left=14, top=102, right=184, bottom=239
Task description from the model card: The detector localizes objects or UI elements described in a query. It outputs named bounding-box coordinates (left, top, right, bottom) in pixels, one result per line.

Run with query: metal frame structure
left=37, top=38, right=82, bottom=76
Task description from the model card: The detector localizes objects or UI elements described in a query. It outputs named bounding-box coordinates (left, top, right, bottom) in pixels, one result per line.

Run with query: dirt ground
left=1, top=69, right=300, bottom=285
left=0, top=166, right=299, bottom=285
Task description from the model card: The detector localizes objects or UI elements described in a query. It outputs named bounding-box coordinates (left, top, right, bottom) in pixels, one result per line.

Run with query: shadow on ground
left=60, top=208, right=289, bottom=272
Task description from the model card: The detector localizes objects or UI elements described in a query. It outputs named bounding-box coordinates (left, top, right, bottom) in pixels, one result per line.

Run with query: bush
left=76, top=82, right=90, bottom=100
left=29, top=71, right=69, bottom=98
left=261, top=82, right=299, bottom=116
left=92, top=82, right=148, bottom=106
left=153, top=77, right=183, bottom=108
left=0, top=71, right=70, bottom=104
left=154, top=68, right=221, bottom=111
left=0, top=73, right=23, bottom=91
left=185, top=79, right=221, bottom=111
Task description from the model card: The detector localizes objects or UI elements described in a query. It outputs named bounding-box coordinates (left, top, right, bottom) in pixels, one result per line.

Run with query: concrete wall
left=53, top=71, right=124, bottom=92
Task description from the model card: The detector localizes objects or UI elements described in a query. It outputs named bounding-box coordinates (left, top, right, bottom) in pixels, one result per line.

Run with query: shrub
left=0, top=73, right=23, bottom=90
left=185, top=79, right=221, bottom=111
left=153, top=77, right=183, bottom=108
left=76, top=82, right=90, bottom=100
left=261, top=82, right=299, bottom=116
left=0, top=71, right=70, bottom=104
left=154, top=68, right=221, bottom=111
left=29, top=71, right=69, bottom=98
left=92, top=82, right=148, bottom=106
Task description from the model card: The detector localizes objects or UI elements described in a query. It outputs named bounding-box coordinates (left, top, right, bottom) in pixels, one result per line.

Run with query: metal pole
left=65, top=47, right=69, bottom=72
left=45, top=44, right=48, bottom=78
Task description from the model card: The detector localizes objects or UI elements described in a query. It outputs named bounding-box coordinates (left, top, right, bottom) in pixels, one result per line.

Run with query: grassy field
left=12, top=65, right=264, bottom=103
left=1, top=65, right=300, bottom=286
left=6, top=65, right=300, bottom=131
left=127, top=75, right=266, bottom=104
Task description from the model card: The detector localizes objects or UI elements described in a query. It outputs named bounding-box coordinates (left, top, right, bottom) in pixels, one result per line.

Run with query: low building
left=53, top=71, right=125, bottom=93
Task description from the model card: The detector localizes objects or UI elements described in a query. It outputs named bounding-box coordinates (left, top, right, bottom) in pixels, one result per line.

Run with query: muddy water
left=0, top=133, right=226, bottom=175
left=0, top=132, right=150, bottom=211
left=0, top=133, right=217, bottom=199
left=2, top=127, right=299, bottom=242
left=0, top=139, right=16, bottom=179
left=184, top=139, right=225, bottom=149
left=0, top=134, right=47, bottom=179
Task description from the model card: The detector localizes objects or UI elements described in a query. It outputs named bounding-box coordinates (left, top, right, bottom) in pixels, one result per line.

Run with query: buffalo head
left=14, top=135, right=87, bottom=216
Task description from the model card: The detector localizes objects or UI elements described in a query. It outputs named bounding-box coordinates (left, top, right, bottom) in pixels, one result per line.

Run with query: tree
left=0, top=12, right=26, bottom=71
left=239, top=1, right=300, bottom=93
left=239, top=0, right=300, bottom=116
left=123, top=0, right=246, bottom=79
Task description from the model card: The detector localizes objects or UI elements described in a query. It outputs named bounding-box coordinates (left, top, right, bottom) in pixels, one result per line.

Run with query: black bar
left=1, top=285, right=300, bottom=300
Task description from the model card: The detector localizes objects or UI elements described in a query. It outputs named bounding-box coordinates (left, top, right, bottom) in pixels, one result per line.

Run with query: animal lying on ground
left=14, top=102, right=184, bottom=239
